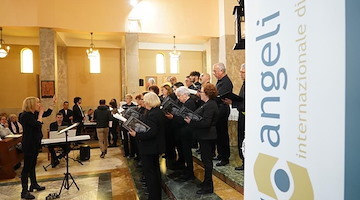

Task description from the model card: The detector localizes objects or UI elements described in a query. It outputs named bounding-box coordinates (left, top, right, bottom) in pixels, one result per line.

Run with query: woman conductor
left=19, top=97, right=46, bottom=199
left=129, top=92, right=165, bottom=200
left=185, top=83, right=219, bottom=194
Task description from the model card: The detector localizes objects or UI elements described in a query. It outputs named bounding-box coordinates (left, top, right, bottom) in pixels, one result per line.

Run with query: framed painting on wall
left=41, top=80, right=55, bottom=98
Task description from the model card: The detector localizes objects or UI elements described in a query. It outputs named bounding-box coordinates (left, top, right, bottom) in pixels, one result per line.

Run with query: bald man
left=200, top=73, right=210, bottom=85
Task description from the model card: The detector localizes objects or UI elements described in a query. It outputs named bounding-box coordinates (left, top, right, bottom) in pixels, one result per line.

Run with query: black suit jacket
left=190, top=99, right=219, bottom=140
left=59, top=109, right=73, bottom=124
left=232, top=81, right=245, bottom=112
left=20, top=111, right=43, bottom=155
left=50, top=121, right=70, bottom=131
left=136, top=107, right=166, bottom=155
left=72, top=105, right=84, bottom=123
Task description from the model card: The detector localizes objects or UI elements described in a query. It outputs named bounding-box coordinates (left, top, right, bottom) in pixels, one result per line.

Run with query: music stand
left=57, top=123, right=80, bottom=196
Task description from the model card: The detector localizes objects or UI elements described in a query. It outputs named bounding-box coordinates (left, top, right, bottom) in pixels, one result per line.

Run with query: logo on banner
left=254, top=153, right=314, bottom=199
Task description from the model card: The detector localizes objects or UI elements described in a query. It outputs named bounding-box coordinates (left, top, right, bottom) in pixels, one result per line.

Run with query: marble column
left=120, top=48, right=126, bottom=99
left=57, top=46, right=69, bottom=107
left=206, top=37, right=219, bottom=84
left=39, top=28, right=57, bottom=136
left=124, top=33, right=140, bottom=96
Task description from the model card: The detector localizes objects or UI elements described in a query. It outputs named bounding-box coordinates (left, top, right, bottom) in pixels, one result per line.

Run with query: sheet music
left=58, top=123, right=78, bottom=135
left=5, top=134, right=22, bottom=138
left=113, top=113, right=127, bottom=122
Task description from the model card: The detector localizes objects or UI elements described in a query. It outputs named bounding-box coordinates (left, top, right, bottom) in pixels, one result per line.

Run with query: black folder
left=219, top=92, right=243, bottom=102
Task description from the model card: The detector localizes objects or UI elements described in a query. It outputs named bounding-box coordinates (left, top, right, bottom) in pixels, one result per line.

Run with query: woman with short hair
left=129, top=92, right=166, bottom=200
left=19, top=97, right=46, bottom=199
left=185, top=83, right=219, bottom=194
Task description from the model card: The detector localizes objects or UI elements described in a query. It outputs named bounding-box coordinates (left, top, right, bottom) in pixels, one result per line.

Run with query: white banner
left=245, top=0, right=345, bottom=199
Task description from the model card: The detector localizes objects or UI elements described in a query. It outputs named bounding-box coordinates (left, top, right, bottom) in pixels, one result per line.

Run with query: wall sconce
left=0, top=27, right=10, bottom=58
left=233, top=0, right=245, bottom=50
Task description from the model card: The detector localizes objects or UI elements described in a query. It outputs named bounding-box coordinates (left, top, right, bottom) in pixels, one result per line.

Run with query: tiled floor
left=0, top=146, right=243, bottom=200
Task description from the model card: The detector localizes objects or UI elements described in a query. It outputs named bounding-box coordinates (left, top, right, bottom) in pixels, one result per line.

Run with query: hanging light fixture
left=0, top=27, right=10, bottom=58
left=86, top=32, right=99, bottom=59
left=86, top=32, right=100, bottom=73
left=169, top=35, right=180, bottom=58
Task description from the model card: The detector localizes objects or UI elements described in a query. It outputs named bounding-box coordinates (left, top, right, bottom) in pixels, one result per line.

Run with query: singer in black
left=73, top=97, right=85, bottom=135
left=213, top=62, right=233, bottom=166
left=19, top=97, right=46, bottom=199
left=223, top=63, right=246, bottom=170
left=129, top=92, right=165, bottom=200
left=185, top=83, right=219, bottom=194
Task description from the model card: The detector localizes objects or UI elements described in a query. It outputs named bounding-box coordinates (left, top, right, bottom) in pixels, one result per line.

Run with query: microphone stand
left=57, top=123, right=80, bottom=196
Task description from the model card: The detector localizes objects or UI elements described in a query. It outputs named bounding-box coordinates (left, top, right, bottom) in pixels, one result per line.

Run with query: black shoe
left=196, top=149, right=201, bottom=154
left=196, top=188, right=213, bottom=195
left=21, top=191, right=35, bottom=199
left=235, top=165, right=244, bottom=170
left=100, top=152, right=105, bottom=158
left=216, top=160, right=229, bottom=166
left=134, top=156, right=140, bottom=161
left=29, top=184, right=45, bottom=192
left=51, top=159, right=60, bottom=168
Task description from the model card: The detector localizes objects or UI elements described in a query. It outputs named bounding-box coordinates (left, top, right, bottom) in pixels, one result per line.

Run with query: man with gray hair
left=223, top=63, right=245, bottom=170
left=212, top=62, right=233, bottom=166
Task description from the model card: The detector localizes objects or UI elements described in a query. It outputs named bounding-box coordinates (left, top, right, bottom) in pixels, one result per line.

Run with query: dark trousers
left=181, top=133, right=194, bottom=176
left=48, top=144, right=70, bottom=162
left=174, top=130, right=184, bottom=164
left=76, top=122, right=83, bottom=136
left=121, top=127, right=130, bottom=156
left=216, top=105, right=230, bottom=162
left=238, top=112, right=245, bottom=162
left=199, top=140, right=214, bottom=189
left=130, top=135, right=138, bottom=157
left=142, top=154, right=162, bottom=200
left=164, top=124, right=176, bottom=160
left=108, top=120, right=119, bottom=145
left=21, top=152, right=39, bottom=192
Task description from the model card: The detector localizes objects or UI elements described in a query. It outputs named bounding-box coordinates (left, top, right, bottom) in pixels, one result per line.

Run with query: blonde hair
left=143, top=92, right=161, bottom=108
left=22, top=97, right=39, bottom=112
left=125, top=94, right=133, bottom=99
left=8, top=114, right=17, bottom=121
